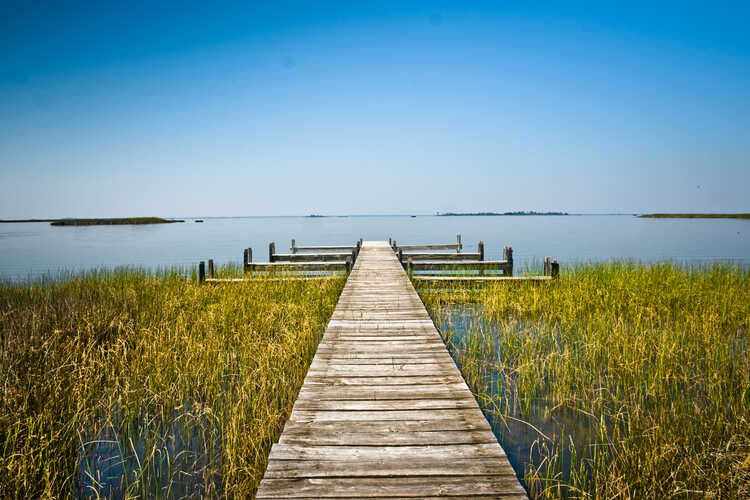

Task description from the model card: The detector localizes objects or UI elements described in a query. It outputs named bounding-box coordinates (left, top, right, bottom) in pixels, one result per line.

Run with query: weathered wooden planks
left=256, top=241, right=527, bottom=499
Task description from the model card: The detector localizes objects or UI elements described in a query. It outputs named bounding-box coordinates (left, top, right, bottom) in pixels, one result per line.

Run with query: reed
left=0, top=267, right=344, bottom=498
left=420, top=262, right=750, bottom=499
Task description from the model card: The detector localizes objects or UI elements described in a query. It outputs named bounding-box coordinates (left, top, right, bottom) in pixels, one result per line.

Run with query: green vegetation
left=638, top=213, right=750, bottom=219
left=419, top=263, right=750, bottom=499
left=0, top=267, right=345, bottom=498
left=51, top=217, right=184, bottom=226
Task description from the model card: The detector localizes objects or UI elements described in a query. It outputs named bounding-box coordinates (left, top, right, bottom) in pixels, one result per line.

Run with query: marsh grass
left=420, top=262, right=750, bottom=499
left=1, top=267, right=344, bottom=498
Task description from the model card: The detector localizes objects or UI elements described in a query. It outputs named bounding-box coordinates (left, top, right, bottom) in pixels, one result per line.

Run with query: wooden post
left=504, top=246, right=513, bottom=277
left=398, top=249, right=403, bottom=266
left=291, top=239, right=296, bottom=254
left=345, top=258, right=351, bottom=273
left=393, top=240, right=397, bottom=251
left=351, top=249, right=357, bottom=266
left=457, top=234, right=462, bottom=253
left=544, top=256, right=551, bottom=276
left=243, top=249, right=250, bottom=272
left=478, top=241, right=484, bottom=261
left=407, top=259, right=413, bottom=277
left=269, top=242, right=276, bottom=263
left=198, top=261, right=205, bottom=284
left=551, top=259, right=560, bottom=279
left=208, top=259, right=214, bottom=278
left=388, top=237, right=392, bottom=245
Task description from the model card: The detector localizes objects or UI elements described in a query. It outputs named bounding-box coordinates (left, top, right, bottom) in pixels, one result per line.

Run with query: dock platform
left=256, top=241, right=527, bottom=499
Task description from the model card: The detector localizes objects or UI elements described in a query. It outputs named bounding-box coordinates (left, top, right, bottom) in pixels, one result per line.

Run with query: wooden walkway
left=256, top=241, right=527, bottom=499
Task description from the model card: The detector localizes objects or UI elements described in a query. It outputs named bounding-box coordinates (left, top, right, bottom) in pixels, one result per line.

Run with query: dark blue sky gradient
left=1, top=2, right=748, bottom=217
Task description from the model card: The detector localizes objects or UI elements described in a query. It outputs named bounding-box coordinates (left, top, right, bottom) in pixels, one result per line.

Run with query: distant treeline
left=50, top=217, right=184, bottom=226
left=438, top=211, right=569, bottom=216
left=638, top=213, right=750, bottom=219
left=0, top=219, right=58, bottom=223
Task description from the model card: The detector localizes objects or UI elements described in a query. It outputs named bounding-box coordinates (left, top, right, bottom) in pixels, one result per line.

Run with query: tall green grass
left=420, top=262, right=750, bottom=499
left=0, top=268, right=344, bottom=498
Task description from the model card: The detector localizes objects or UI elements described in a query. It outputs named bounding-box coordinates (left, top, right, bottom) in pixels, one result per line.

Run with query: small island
left=0, top=219, right=58, bottom=223
left=438, top=211, right=569, bottom=216
left=637, top=213, right=750, bottom=219
left=50, top=217, right=184, bottom=226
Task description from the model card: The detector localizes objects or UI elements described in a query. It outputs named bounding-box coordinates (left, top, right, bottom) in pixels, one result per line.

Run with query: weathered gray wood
left=478, top=240, right=484, bottom=261
left=256, top=476, right=526, bottom=498
left=243, top=248, right=251, bottom=272
left=414, top=276, right=552, bottom=282
left=249, top=262, right=349, bottom=272
left=256, top=241, right=527, bottom=499
left=207, top=259, right=214, bottom=278
left=198, top=261, right=205, bottom=284
left=263, top=456, right=514, bottom=478
left=205, top=276, right=340, bottom=283
left=544, top=256, right=551, bottom=276
left=272, top=253, right=352, bottom=262
left=293, top=245, right=356, bottom=252
left=504, top=246, right=513, bottom=276
left=290, top=238, right=296, bottom=253
left=408, top=260, right=511, bottom=271
left=551, top=259, right=560, bottom=278
left=268, top=242, right=276, bottom=262
left=402, top=252, right=482, bottom=261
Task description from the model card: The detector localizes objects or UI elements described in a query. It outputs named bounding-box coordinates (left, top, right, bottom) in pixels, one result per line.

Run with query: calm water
left=1, top=215, right=748, bottom=280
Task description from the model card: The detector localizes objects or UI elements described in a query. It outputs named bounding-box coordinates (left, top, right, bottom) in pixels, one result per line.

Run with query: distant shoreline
left=1, top=217, right=185, bottom=225
left=0, top=219, right=58, bottom=223
left=437, top=211, right=569, bottom=216
left=50, top=217, right=184, bottom=226
left=638, top=213, right=750, bottom=219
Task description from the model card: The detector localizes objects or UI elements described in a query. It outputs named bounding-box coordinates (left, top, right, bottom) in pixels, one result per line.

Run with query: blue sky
left=1, top=1, right=748, bottom=217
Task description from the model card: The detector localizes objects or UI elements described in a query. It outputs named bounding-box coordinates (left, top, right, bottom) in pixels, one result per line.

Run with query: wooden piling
left=291, top=239, right=296, bottom=254
left=243, top=249, right=251, bottom=272
left=198, top=261, right=205, bottom=284
left=478, top=241, right=484, bottom=261
left=504, top=246, right=513, bottom=277
left=457, top=234, right=462, bottom=252
left=269, top=242, right=276, bottom=263
left=551, top=259, right=560, bottom=278
left=208, top=259, right=214, bottom=278
left=544, top=256, right=551, bottom=276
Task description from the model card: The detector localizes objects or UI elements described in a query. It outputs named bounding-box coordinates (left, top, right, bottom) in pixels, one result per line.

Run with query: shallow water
left=432, top=305, right=600, bottom=497
left=1, top=215, right=748, bottom=280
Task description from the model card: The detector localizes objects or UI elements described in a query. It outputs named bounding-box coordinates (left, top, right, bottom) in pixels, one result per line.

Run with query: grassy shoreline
left=419, top=262, right=750, bottom=498
left=638, top=213, right=750, bottom=219
left=0, top=267, right=345, bottom=497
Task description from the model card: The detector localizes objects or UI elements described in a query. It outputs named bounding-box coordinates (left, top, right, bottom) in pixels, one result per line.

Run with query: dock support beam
left=243, top=248, right=252, bottom=272
left=551, top=259, right=559, bottom=278
left=503, top=246, right=513, bottom=276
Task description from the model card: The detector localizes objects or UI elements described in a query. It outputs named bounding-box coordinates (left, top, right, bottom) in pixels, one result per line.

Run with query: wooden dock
left=256, top=241, right=527, bottom=499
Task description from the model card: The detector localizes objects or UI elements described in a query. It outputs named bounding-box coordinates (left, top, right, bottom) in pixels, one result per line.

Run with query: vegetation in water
left=50, top=217, right=184, bottom=226
left=0, top=266, right=344, bottom=498
left=418, top=262, right=750, bottom=499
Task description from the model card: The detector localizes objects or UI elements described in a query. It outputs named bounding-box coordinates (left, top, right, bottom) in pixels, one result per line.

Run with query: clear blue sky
left=1, top=1, right=748, bottom=217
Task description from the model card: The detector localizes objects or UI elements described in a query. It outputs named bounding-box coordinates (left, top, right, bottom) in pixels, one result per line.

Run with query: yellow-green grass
left=1, top=267, right=344, bottom=498
left=419, top=262, right=750, bottom=499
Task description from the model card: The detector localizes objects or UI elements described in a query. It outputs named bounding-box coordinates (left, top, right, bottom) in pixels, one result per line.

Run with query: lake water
left=1, top=215, right=748, bottom=281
